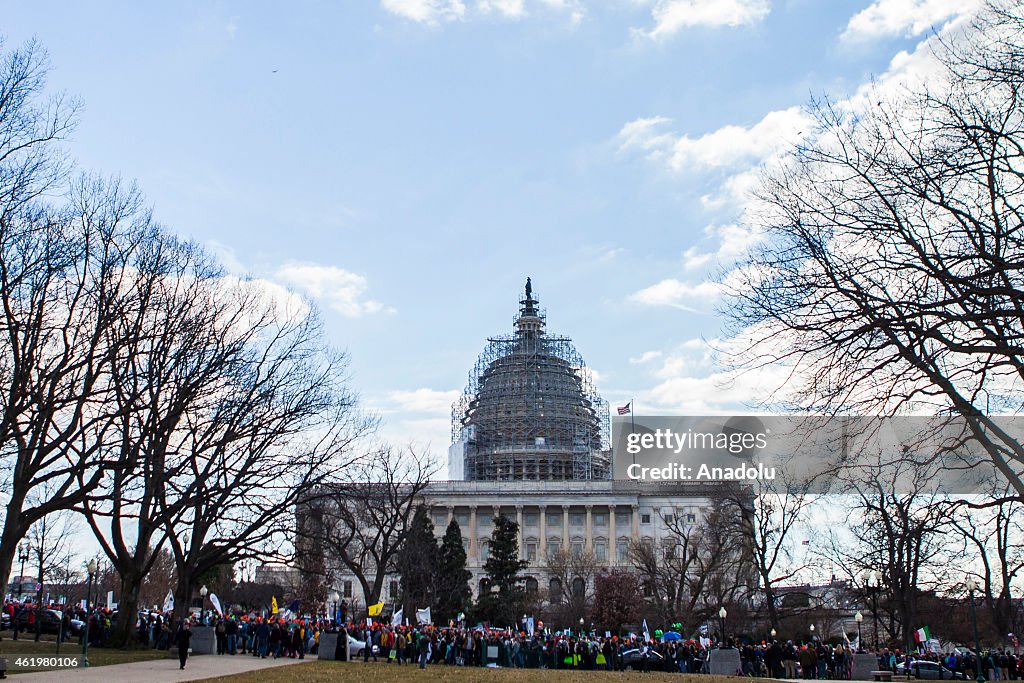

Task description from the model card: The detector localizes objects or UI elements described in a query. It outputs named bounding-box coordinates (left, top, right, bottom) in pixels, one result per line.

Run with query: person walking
left=418, top=631, right=431, bottom=669
left=175, top=621, right=193, bottom=670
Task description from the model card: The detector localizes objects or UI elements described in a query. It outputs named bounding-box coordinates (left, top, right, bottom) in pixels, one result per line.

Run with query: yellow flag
left=272, top=596, right=279, bottom=614
left=368, top=601, right=384, bottom=617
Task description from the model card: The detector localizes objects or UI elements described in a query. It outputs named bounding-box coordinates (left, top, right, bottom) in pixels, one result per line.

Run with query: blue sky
left=4, top=0, right=981, bottom=460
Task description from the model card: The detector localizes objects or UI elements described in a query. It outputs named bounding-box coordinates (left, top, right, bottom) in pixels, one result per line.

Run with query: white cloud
left=388, top=388, right=461, bottom=413
left=381, top=0, right=583, bottom=25
left=629, top=278, right=722, bottom=311
left=225, top=18, right=239, bottom=38
left=617, top=106, right=807, bottom=172
left=841, top=0, right=979, bottom=43
left=275, top=261, right=395, bottom=317
left=629, top=335, right=795, bottom=414
left=478, top=0, right=527, bottom=18
left=629, top=350, right=663, bottom=364
left=639, top=0, right=771, bottom=41
left=381, top=0, right=468, bottom=24
left=682, top=223, right=765, bottom=270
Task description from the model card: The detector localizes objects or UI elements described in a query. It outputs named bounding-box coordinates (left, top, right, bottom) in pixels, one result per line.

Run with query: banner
left=416, top=607, right=431, bottom=625
left=272, top=596, right=279, bottom=614
left=392, top=608, right=404, bottom=627
left=526, top=617, right=535, bottom=636
left=209, top=593, right=223, bottom=616
left=368, top=601, right=384, bottom=617
left=162, top=589, right=174, bottom=613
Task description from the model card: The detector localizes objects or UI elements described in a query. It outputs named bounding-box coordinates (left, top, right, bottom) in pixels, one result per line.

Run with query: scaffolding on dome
left=451, top=279, right=611, bottom=481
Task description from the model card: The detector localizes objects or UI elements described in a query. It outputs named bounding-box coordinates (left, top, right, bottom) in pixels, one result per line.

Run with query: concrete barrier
left=852, top=653, right=880, bottom=680
left=190, top=626, right=216, bottom=655
left=708, top=647, right=742, bottom=676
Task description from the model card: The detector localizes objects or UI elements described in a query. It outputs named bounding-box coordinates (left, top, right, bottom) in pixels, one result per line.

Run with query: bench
left=872, top=671, right=894, bottom=682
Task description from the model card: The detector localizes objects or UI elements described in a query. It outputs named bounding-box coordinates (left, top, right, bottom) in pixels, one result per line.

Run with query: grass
left=193, top=659, right=742, bottom=683
left=0, top=635, right=168, bottom=673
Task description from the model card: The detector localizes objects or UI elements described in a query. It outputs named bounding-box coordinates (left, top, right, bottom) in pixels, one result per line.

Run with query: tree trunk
left=109, top=572, right=143, bottom=648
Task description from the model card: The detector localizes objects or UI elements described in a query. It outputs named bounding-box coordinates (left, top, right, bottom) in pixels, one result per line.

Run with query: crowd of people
left=6, top=597, right=1024, bottom=680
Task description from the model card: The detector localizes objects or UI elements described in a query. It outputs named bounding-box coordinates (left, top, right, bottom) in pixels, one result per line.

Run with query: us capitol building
left=325, top=280, right=716, bottom=607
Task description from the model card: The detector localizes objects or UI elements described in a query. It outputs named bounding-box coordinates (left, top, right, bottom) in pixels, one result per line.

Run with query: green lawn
left=193, top=659, right=741, bottom=683
left=0, top=636, right=168, bottom=673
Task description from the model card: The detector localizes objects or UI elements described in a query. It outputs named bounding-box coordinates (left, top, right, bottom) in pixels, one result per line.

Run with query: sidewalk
left=11, top=653, right=314, bottom=682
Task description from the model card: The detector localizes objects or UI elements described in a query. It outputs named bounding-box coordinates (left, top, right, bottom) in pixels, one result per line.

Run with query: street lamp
left=82, top=559, right=97, bottom=668
left=855, top=611, right=864, bottom=651
left=810, top=623, right=815, bottom=642
left=771, top=628, right=777, bottom=640
left=863, top=570, right=882, bottom=651
left=16, top=543, right=29, bottom=598
left=199, top=585, right=208, bottom=624
left=966, top=578, right=985, bottom=683
left=579, top=617, right=585, bottom=635
left=719, top=606, right=728, bottom=646
left=329, top=591, right=340, bottom=629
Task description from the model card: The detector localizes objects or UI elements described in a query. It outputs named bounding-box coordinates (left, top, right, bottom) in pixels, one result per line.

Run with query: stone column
left=585, top=504, right=594, bottom=554
left=562, top=505, right=570, bottom=549
left=631, top=504, right=640, bottom=538
left=470, top=506, right=478, bottom=561
left=539, top=505, right=547, bottom=559
left=447, top=506, right=454, bottom=528
left=609, top=505, right=617, bottom=565
left=516, top=505, right=524, bottom=560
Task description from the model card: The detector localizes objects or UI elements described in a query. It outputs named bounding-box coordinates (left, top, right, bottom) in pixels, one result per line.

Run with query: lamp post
left=199, top=585, right=208, bottom=625
left=579, top=616, right=585, bottom=636
left=16, top=543, right=28, bottom=599
left=967, top=578, right=985, bottom=683
left=330, top=591, right=340, bottom=630
left=771, top=628, right=777, bottom=640
left=82, top=559, right=97, bottom=668
left=863, top=570, right=882, bottom=651
left=855, top=611, right=864, bottom=652
left=810, top=623, right=815, bottom=641
left=719, top=606, right=728, bottom=646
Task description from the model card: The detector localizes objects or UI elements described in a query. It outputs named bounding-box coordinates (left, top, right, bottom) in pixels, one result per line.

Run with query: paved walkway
left=12, top=653, right=314, bottom=682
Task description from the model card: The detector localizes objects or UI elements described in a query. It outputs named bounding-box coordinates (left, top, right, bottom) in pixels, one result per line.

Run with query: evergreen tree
left=396, top=505, right=439, bottom=618
left=436, top=519, right=472, bottom=624
left=476, top=515, right=528, bottom=626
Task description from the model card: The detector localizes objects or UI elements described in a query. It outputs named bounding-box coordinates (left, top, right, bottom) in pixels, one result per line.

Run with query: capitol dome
left=451, top=279, right=610, bottom=481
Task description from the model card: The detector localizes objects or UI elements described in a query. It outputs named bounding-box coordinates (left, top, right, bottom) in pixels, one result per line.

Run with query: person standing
left=175, top=621, right=192, bottom=670
left=418, top=630, right=431, bottom=669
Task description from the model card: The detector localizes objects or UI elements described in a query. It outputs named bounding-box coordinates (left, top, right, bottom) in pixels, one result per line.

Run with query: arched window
left=572, top=577, right=586, bottom=597
left=479, top=578, right=491, bottom=595
left=525, top=577, right=539, bottom=595
left=479, top=540, right=489, bottom=561
left=549, top=577, right=562, bottom=603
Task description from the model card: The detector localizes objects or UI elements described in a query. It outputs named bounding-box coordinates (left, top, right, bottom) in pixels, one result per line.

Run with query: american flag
left=617, top=403, right=631, bottom=415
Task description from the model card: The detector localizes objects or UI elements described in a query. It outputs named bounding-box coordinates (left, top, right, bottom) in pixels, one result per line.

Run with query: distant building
left=306, top=280, right=717, bottom=612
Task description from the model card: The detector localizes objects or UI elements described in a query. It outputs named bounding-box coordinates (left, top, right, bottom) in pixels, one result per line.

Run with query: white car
left=348, top=637, right=366, bottom=659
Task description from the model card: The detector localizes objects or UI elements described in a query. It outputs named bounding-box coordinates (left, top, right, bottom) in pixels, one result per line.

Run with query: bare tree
left=628, top=493, right=753, bottom=630
left=726, top=1, right=1024, bottom=496
left=824, top=457, right=954, bottom=650
left=719, top=476, right=814, bottom=630
left=77, top=226, right=247, bottom=645
left=0, top=173, right=156, bottom=598
left=161, top=288, right=370, bottom=624
left=299, top=445, right=433, bottom=611
left=544, top=546, right=599, bottom=624
left=951, top=482, right=1024, bottom=640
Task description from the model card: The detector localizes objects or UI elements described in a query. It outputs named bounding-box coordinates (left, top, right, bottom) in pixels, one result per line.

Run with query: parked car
left=13, top=608, right=62, bottom=635
left=345, top=636, right=366, bottom=659
left=895, top=660, right=966, bottom=680
left=621, top=647, right=665, bottom=670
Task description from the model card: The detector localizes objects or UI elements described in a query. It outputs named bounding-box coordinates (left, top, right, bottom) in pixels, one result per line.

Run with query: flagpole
left=631, top=397, right=636, bottom=468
